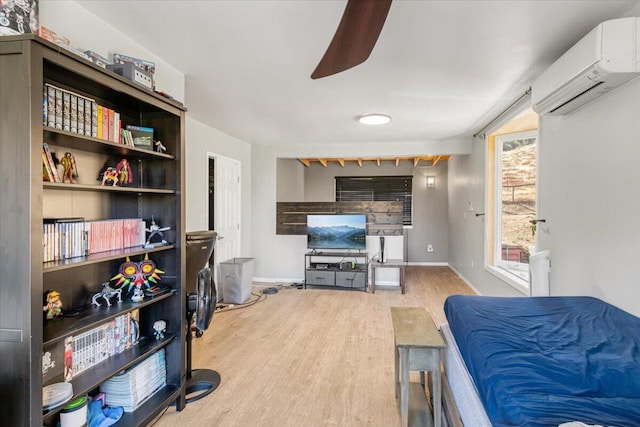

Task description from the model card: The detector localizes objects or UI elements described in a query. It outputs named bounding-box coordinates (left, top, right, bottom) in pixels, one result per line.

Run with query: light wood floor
left=153, top=266, right=473, bottom=427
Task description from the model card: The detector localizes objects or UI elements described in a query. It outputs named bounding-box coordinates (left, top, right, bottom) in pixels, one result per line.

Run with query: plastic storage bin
left=220, top=258, right=254, bottom=304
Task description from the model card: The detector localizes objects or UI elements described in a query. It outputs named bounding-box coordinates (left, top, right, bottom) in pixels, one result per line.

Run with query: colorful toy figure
left=43, top=291, right=63, bottom=319
left=60, top=152, right=77, bottom=183
left=115, top=159, right=133, bottom=186
left=111, top=254, right=165, bottom=302
left=101, top=167, right=119, bottom=186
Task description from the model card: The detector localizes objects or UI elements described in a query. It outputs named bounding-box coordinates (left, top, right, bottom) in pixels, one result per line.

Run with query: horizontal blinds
left=336, top=176, right=412, bottom=225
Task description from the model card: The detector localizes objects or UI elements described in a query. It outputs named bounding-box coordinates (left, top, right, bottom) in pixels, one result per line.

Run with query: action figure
left=145, top=217, right=170, bottom=247
left=115, top=159, right=133, bottom=186
left=155, top=140, right=167, bottom=153
left=100, top=167, right=119, bottom=186
left=60, top=152, right=77, bottom=183
left=43, top=291, right=63, bottom=319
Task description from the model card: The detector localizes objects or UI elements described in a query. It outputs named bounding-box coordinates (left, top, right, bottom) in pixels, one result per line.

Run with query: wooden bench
left=391, top=307, right=446, bottom=427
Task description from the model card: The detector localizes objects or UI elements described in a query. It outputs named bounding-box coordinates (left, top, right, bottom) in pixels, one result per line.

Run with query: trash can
left=219, top=258, right=254, bottom=304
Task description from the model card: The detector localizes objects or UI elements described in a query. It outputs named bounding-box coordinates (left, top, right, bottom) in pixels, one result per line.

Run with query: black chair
left=184, top=230, right=220, bottom=403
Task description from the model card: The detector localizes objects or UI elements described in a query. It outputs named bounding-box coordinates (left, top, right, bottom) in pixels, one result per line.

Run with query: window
left=335, top=176, right=413, bottom=225
left=485, top=108, right=538, bottom=292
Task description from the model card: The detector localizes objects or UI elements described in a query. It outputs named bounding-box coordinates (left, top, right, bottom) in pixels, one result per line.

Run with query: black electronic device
left=316, top=263, right=329, bottom=270
left=184, top=230, right=220, bottom=404
left=340, top=262, right=353, bottom=271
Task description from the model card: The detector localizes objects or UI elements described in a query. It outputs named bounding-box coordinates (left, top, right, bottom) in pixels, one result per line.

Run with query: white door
left=209, top=154, right=241, bottom=267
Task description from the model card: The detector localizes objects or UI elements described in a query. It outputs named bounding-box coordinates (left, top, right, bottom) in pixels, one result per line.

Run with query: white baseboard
left=447, top=265, right=483, bottom=295
left=252, top=277, right=302, bottom=284
left=406, top=261, right=449, bottom=266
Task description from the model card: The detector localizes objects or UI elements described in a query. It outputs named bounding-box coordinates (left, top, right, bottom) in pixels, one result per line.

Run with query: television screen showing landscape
left=307, top=214, right=366, bottom=250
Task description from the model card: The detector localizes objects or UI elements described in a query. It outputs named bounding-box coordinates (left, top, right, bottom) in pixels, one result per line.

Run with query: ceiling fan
left=311, top=0, right=392, bottom=79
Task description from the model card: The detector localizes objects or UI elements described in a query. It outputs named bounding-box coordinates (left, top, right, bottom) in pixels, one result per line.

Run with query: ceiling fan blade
left=311, top=0, right=392, bottom=79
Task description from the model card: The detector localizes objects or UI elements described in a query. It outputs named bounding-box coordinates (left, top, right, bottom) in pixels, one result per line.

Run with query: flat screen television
left=307, top=214, right=367, bottom=250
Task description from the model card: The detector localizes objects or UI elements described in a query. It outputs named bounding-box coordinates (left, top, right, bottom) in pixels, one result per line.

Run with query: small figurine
left=100, top=167, right=119, bottom=186
left=60, top=152, right=78, bottom=184
left=115, top=159, right=133, bottom=186
left=153, top=320, right=167, bottom=340
left=145, top=217, right=170, bottom=248
left=43, top=291, right=63, bottom=319
left=91, top=282, right=123, bottom=307
left=155, top=140, right=167, bottom=153
left=131, top=286, right=145, bottom=302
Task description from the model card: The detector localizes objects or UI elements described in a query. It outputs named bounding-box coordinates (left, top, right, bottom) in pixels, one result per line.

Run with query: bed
left=441, top=295, right=640, bottom=427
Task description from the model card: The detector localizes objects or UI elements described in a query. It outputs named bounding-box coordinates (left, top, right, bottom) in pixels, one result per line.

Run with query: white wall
left=185, top=117, right=252, bottom=256
left=41, top=0, right=184, bottom=102
left=276, top=159, right=305, bottom=202
left=536, top=78, right=640, bottom=317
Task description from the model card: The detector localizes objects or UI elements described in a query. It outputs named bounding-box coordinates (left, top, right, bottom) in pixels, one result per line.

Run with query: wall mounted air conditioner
left=532, top=17, right=640, bottom=115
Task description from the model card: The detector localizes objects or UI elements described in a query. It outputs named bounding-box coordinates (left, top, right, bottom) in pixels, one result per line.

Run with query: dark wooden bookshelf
left=0, top=35, right=187, bottom=426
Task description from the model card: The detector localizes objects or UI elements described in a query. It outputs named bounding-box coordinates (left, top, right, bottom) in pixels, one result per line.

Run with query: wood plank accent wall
left=276, top=201, right=403, bottom=236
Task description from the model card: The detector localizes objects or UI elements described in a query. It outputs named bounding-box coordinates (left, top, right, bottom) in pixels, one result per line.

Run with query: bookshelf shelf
left=43, top=181, right=176, bottom=194
left=42, top=334, right=177, bottom=422
left=43, top=291, right=176, bottom=345
left=0, top=35, right=187, bottom=426
left=44, top=127, right=175, bottom=160
left=43, top=244, right=176, bottom=272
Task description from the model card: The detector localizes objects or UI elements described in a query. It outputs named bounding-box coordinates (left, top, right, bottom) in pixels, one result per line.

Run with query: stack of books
left=100, top=349, right=167, bottom=412
left=42, top=217, right=146, bottom=262
left=64, top=312, right=139, bottom=381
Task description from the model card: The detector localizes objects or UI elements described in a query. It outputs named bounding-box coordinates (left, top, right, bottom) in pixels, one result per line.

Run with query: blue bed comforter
left=444, top=295, right=640, bottom=427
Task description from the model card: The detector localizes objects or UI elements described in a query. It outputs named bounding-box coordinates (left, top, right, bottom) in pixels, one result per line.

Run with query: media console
left=304, top=251, right=369, bottom=290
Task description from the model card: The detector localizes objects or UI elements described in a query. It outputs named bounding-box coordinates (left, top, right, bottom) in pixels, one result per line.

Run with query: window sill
left=485, top=265, right=529, bottom=295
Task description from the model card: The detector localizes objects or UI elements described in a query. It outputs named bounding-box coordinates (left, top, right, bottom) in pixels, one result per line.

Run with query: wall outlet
left=471, top=260, right=474, bottom=268
left=427, top=245, right=434, bottom=253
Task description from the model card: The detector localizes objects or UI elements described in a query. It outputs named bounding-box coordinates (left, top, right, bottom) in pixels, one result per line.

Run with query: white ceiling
left=76, top=0, right=638, bottom=146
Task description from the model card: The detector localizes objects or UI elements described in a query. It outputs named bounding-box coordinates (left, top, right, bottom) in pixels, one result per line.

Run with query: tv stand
left=304, top=251, right=369, bottom=291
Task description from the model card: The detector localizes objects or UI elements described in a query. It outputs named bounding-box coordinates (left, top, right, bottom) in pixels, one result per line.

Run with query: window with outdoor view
left=495, top=131, right=537, bottom=279
left=486, top=107, right=538, bottom=290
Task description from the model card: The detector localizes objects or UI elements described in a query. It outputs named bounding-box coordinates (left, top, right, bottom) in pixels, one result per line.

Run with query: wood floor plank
left=153, top=266, right=473, bottom=427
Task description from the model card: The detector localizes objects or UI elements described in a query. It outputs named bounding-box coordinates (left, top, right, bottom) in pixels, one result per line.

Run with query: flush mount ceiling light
left=357, top=113, right=392, bottom=125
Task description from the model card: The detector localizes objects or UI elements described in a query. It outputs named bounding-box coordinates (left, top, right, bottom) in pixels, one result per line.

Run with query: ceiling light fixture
left=357, top=113, right=392, bottom=125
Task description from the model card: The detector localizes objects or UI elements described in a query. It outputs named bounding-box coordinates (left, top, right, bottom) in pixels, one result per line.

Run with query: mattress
left=440, top=323, right=492, bottom=427
left=444, top=295, right=640, bottom=427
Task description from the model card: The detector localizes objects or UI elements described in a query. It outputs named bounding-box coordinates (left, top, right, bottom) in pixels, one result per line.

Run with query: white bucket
left=59, top=395, right=88, bottom=427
